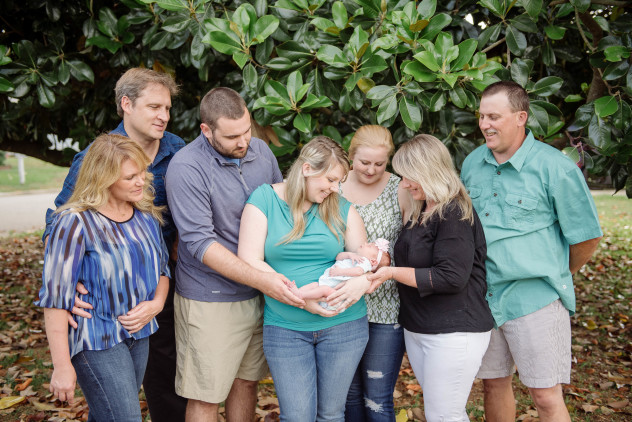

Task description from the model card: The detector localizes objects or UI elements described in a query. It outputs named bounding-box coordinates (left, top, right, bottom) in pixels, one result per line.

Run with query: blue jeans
left=345, top=323, right=405, bottom=422
left=264, top=317, right=369, bottom=422
left=72, top=337, right=149, bottom=422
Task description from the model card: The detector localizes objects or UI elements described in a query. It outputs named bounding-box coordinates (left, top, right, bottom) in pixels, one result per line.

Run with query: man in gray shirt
left=165, top=87, right=304, bottom=422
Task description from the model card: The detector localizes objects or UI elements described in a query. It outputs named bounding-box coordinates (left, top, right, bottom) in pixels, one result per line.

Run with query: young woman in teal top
left=239, top=136, right=371, bottom=421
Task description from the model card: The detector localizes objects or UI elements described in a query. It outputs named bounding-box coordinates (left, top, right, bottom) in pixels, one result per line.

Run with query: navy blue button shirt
left=43, top=121, right=186, bottom=252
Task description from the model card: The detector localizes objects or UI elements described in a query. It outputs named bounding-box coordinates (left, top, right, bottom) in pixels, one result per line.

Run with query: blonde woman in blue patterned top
left=36, top=134, right=170, bottom=421
left=340, top=125, right=408, bottom=422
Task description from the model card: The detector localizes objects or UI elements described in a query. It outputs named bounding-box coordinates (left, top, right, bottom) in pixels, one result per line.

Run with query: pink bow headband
left=373, top=238, right=390, bottom=270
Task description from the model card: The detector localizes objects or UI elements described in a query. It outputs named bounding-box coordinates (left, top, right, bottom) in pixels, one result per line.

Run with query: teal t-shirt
left=246, top=184, right=367, bottom=331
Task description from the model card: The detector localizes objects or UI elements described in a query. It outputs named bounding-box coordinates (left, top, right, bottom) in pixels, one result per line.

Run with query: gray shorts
left=477, top=299, right=571, bottom=388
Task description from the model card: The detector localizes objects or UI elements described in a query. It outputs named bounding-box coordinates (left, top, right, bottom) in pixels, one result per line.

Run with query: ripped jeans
left=345, top=322, right=405, bottom=422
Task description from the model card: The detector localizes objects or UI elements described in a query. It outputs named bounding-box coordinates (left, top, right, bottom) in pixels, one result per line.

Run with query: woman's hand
left=326, top=275, right=370, bottom=311
left=366, top=267, right=393, bottom=294
left=303, top=299, right=338, bottom=317
left=118, top=299, right=163, bottom=334
left=50, top=364, right=76, bottom=403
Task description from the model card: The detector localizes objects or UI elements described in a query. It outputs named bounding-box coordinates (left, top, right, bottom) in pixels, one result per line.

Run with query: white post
left=16, top=153, right=25, bottom=185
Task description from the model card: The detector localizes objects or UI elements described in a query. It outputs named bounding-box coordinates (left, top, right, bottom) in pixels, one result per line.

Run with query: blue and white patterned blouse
left=36, top=208, right=170, bottom=358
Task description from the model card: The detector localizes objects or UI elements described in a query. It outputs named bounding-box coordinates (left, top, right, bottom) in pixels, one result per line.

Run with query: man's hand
left=258, top=272, right=305, bottom=308
left=118, top=299, right=164, bottom=334
left=67, top=282, right=92, bottom=329
left=303, top=299, right=338, bottom=317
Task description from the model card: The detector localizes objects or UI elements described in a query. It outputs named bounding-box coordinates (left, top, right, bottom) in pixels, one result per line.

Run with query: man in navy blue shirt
left=43, top=68, right=187, bottom=422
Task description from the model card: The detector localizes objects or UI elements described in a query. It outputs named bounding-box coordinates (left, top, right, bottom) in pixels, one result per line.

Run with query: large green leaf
left=544, top=25, right=566, bottom=40
left=510, top=58, right=534, bottom=87
left=506, top=25, right=527, bottom=55
left=253, top=15, right=279, bottom=42
left=402, top=61, right=437, bottom=82
left=203, top=31, right=242, bottom=55
left=451, top=39, right=478, bottom=71
left=417, top=0, right=437, bottom=19
left=603, top=61, right=630, bottom=81
left=161, top=14, right=192, bottom=33
left=479, top=0, right=503, bottom=16
left=86, top=35, right=122, bottom=54
left=293, top=113, right=312, bottom=133
left=587, top=115, right=613, bottom=150
left=360, top=54, right=388, bottom=76
left=604, top=45, right=631, bottom=62
left=0, top=76, right=14, bottom=93
left=399, top=97, right=422, bottom=131
left=332, top=1, right=348, bottom=29
left=449, top=85, right=468, bottom=108
left=527, top=103, right=549, bottom=136
left=36, top=83, right=55, bottom=108
left=139, top=0, right=189, bottom=12
left=419, top=13, right=452, bottom=40
left=376, top=94, right=399, bottom=124
left=413, top=51, right=440, bottom=72
left=67, top=60, right=94, bottom=83
left=317, top=45, right=347, bottom=67
left=518, top=0, right=542, bottom=19
left=300, top=94, right=333, bottom=110
left=594, top=96, right=618, bottom=118
left=529, top=76, right=563, bottom=96
left=366, top=85, right=398, bottom=100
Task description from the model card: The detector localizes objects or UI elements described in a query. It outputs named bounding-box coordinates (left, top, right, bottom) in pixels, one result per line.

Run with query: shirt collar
left=483, top=129, right=535, bottom=172
left=201, top=131, right=256, bottom=165
left=111, top=121, right=180, bottom=167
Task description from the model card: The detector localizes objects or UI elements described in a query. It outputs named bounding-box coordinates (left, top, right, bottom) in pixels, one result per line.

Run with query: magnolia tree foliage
left=1, top=0, right=631, bottom=196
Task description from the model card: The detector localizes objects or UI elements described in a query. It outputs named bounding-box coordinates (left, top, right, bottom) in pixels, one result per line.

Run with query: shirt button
left=562, top=285, right=567, bottom=289
left=497, top=171, right=501, bottom=175
left=485, top=213, right=489, bottom=217
left=518, top=200, right=522, bottom=204
left=488, top=293, right=493, bottom=297
left=493, top=193, right=498, bottom=197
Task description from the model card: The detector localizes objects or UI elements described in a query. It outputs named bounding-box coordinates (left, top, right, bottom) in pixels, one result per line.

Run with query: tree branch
left=481, top=37, right=506, bottom=54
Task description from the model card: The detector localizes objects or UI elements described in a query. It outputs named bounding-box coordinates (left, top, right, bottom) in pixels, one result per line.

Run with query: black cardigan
left=395, top=202, right=494, bottom=334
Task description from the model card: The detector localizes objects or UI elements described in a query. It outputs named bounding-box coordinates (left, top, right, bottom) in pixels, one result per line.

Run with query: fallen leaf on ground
left=0, top=396, right=26, bottom=409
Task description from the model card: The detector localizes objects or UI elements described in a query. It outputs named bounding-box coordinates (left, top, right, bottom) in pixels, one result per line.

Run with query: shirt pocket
left=503, top=193, right=538, bottom=229
left=466, top=186, right=484, bottom=210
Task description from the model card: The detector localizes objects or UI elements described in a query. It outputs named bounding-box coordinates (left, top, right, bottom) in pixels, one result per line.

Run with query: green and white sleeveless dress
left=342, top=173, right=403, bottom=324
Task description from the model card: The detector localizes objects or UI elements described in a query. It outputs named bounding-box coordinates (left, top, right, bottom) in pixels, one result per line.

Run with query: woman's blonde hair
left=348, top=125, right=395, bottom=159
left=392, top=134, right=472, bottom=226
left=282, top=136, right=350, bottom=243
left=57, top=134, right=164, bottom=223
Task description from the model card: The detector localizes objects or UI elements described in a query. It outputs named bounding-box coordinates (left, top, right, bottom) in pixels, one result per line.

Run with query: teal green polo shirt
left=461, top=131, right=602, bottom=326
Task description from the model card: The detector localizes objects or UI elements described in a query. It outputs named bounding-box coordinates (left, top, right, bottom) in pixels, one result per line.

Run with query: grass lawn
left=0, top=154, right=68, bottom=193
left=0, top=194, right=629, bottom=421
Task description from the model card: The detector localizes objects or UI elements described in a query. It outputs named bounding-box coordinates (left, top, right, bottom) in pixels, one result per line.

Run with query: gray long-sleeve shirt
left=165, top=133, right=282, bottom=302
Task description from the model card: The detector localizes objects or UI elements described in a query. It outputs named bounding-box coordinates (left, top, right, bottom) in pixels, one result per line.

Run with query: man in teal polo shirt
left=461, top=81, right=602, bottom=422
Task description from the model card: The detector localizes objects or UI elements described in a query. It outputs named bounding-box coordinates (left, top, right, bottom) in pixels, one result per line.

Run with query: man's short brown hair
left=115, top=68, right=179, bottom=117
left=199, top=87, right=248, bottom=131
left=481, top=81, right=530, bottom=113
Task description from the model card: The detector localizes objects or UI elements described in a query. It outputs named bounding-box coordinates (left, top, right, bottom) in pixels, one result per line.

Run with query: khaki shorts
left=477, top=299, right=571, bottom=388
left=174, top=293, right=268, bottom=403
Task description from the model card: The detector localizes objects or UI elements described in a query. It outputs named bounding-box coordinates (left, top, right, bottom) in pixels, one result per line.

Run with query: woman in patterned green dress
left=341, top=125, right=408, bottom=422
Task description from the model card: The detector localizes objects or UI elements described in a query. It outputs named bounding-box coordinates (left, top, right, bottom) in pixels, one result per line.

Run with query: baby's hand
left=348, top=253, right=365, bottom=264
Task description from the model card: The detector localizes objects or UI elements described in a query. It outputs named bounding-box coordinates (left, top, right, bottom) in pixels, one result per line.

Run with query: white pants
left=404, top=330, right=491, bottom=422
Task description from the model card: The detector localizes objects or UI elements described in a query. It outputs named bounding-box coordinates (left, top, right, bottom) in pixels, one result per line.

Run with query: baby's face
left=357, top=243, right=379, bottom=260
